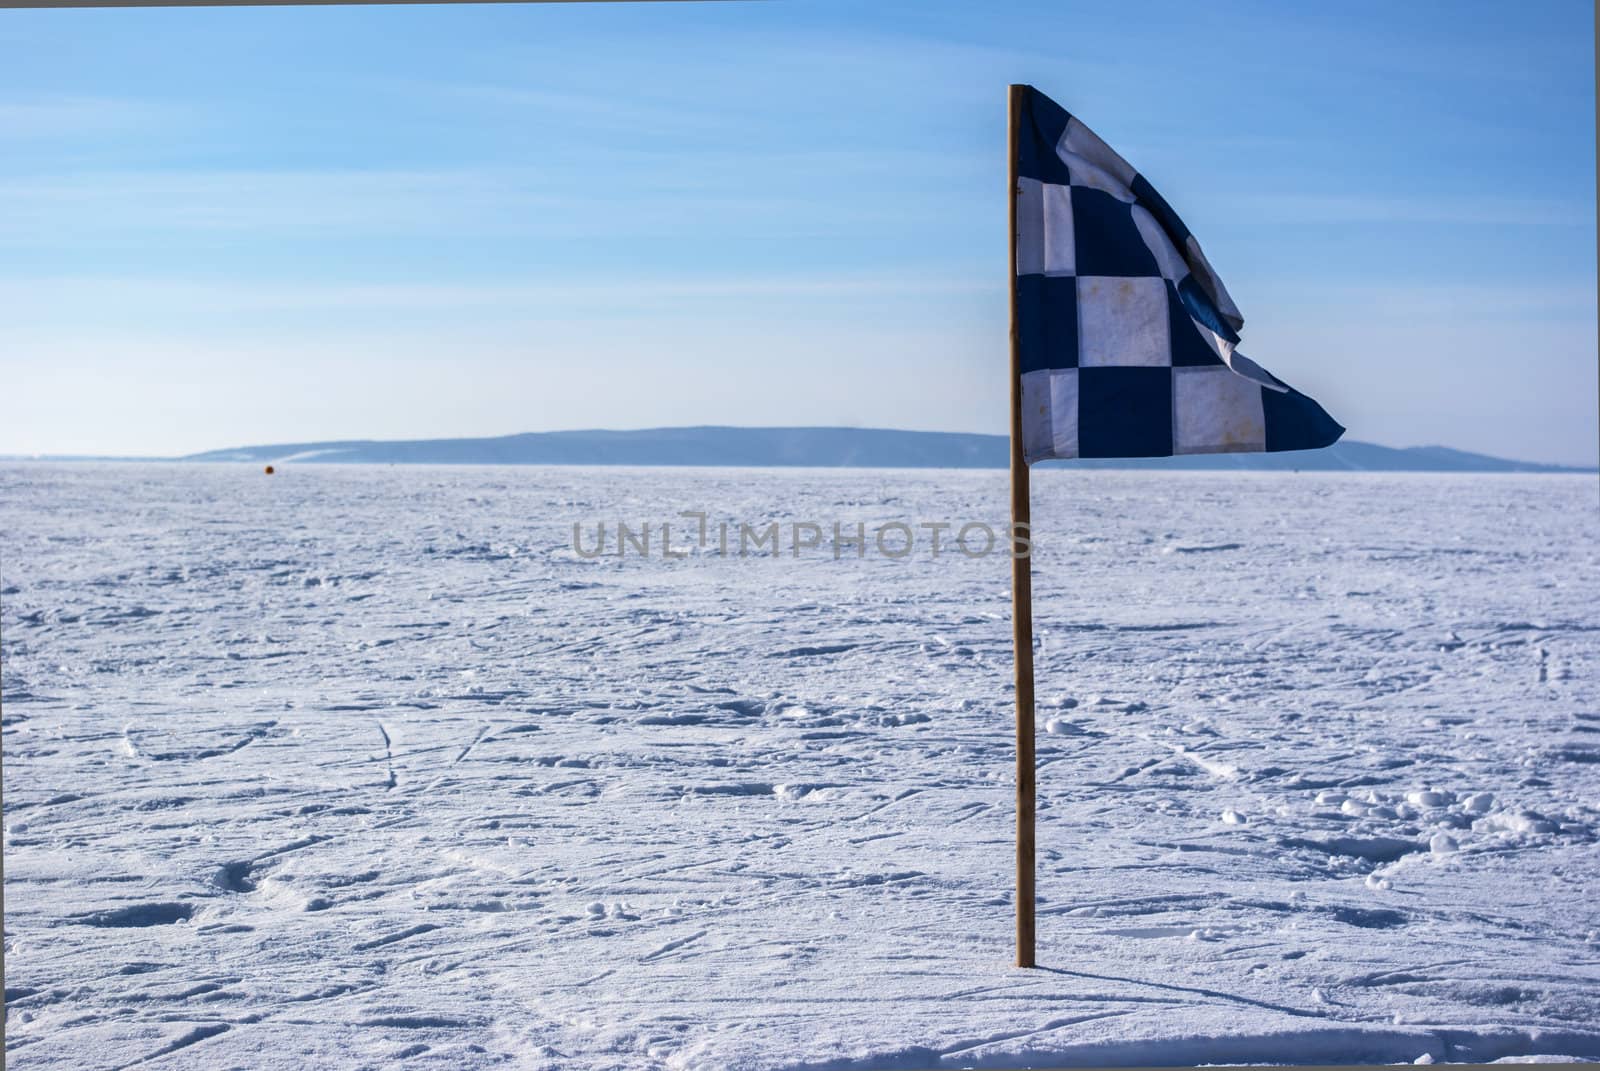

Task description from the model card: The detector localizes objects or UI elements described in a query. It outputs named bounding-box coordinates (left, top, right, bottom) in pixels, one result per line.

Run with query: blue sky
left=2, top=0, right=1595, bottom=464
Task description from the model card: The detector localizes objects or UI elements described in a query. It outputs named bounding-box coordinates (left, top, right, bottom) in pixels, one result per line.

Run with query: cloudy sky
left=2, top=0, right=1594, bottom=464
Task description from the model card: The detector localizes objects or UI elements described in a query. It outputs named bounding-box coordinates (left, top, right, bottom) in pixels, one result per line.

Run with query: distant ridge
left=154, top=427, right=1592, bottom=473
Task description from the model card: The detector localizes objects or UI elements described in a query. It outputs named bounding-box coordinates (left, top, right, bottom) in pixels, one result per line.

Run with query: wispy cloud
left=0, top=95, right=178, bottom=138
left=1271, top=281, right=1597, bottom=320
left=0, top=155, right=980, bottom=242
left=1203, top=192, right=1595, bottom=228
left=0, top=272, right=997, bottom=322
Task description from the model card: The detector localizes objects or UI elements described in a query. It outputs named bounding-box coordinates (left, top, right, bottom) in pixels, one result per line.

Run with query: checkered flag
left=1013, top=86, right=1343, bottom=462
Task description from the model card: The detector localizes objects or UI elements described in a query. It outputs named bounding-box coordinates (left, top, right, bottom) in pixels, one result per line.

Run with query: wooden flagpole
left=1007, top=83, right=1037, bottom=970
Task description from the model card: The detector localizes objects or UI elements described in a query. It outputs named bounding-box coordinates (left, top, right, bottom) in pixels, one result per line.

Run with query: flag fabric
left=1014, top=86, right=1343, bottom=463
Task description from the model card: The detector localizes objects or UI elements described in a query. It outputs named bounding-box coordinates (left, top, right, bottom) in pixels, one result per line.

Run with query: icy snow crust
left=3, top=463, right=1599, bottom=1069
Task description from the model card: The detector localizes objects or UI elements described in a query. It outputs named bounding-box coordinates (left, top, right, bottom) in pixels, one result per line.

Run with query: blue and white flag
left=1014, top=86, right=1342, bottom=462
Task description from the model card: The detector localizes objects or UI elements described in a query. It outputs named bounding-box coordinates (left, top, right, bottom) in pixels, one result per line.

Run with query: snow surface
left=3, top=463, right=1599, bottom=1070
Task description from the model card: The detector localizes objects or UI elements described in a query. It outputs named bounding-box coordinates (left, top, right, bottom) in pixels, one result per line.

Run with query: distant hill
left=164, top=427, right=1592, bottom=473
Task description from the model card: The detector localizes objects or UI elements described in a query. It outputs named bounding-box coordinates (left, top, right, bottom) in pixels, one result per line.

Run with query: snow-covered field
left=4, top=463, right=1599, bottom=1070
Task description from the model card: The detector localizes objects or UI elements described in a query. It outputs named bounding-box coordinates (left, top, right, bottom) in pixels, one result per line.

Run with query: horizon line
left=2, top=424, right=1594, bottom=472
